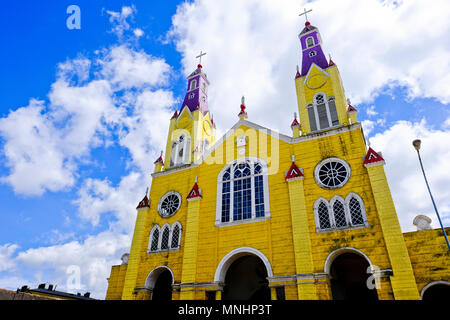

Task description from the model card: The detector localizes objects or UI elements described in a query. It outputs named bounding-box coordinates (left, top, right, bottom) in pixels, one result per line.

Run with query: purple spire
left=298, top=21, right=329, bottom=76
left=179, top=64, right=210, bottom=114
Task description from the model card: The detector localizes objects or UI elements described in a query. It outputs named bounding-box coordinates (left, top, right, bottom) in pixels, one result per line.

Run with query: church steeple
left=294, top=12, right=357, bottom=135
left=162, top=58, right=216, bottom=171
left=298, top=21, right=329, bottom=77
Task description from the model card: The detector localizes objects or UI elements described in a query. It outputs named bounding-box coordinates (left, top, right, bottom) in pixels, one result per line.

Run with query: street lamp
left=412, top=139, right=450, bottom=251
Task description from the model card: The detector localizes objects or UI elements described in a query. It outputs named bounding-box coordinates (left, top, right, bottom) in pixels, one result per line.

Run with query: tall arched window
left=149, top=226, right=160, bottom=252
left=331, top=196, right=347, bottom=228
left=160, top=224, right=170, bottom=250
left=190, top=79, right=197, bottom=91
left=216, top=158, right=270, bottom=226
left=346, top=193, right=367, bottom=227
left=170, top=134, right=190, bottom=167
left=308, top=93, right=340, bottom=132
left=170, top=223, right=182, bottom=249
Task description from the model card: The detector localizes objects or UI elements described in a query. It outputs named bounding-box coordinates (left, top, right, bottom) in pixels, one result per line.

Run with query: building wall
left=404, top=227, right=450, bottom=297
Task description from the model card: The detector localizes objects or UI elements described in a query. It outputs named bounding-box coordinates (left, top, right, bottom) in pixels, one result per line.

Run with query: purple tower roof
left=179, top=64, right=210, bottom=114
left=298, top=21, right=329, bottom=76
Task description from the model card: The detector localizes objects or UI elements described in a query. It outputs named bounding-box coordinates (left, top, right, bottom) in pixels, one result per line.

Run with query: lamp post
left=412, top=139, right=450, bottom=251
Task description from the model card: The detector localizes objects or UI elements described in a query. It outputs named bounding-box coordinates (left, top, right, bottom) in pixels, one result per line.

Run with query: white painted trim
left=213, top=247, right=273, bottom=283
left=144, top=265, right=175, bottom=290
left=302, top=64, right=330, bottom=87
left=420, top=281, right=450, bottom=299
left=324, top=247, right=374, bottom=275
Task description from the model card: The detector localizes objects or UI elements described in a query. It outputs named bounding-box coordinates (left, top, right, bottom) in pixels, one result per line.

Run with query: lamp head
left=412, top=139, right=421, bottom=151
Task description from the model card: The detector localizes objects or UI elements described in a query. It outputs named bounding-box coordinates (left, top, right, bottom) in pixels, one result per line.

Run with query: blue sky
left=0, top=0, right=449, bottom=299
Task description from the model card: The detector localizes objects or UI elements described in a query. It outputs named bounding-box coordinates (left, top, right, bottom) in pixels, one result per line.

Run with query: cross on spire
left=196, top=50, right=207, bottom=65
left=299, top=8, right=312, bottom=22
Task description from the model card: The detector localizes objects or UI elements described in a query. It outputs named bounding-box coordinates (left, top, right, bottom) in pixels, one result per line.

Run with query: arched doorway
left=222, top=255, right=271, bottom=300
left=214, top=247, right=273, bottom=301
left=145, top=266, right=173, bottom=300
left=326, top=250, right=378, bottom=300
left=422, top=282, right=450, bottom=300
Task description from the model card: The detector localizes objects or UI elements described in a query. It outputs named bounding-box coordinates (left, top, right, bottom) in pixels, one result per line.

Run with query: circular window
left=158, top=191, right=181, bottom=217
left=314, top=158, right=351, bottom=189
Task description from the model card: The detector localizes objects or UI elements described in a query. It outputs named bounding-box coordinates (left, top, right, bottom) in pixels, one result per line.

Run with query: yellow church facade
left=105, top=19, right=450, bottom=301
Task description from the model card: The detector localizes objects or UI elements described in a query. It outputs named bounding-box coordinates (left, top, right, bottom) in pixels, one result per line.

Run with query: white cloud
left=0, top=244, right=19, bottom=272
left=366, top=105, right=378, bottom=117
left=371, top=119, right=450, bottom=232
left=133, top=28, right=144, bottom=38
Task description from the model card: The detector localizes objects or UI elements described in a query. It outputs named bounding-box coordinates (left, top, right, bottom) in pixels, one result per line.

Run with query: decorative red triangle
left=136, top=195, right=150, bottom=210
left=329, top=59, right=335, bottom=67
left=347, top=104, right=357, bottom=113
left=171, top=110, right=178, bottom=119
left=187, top=182, right=202, bottom=200
left=291, top=117, right=300, bottom=128
left=295, top=70, right=301, bottom=79
left=363, top=147, right=385, bottom=165
left=154, top=155, right=164, bottom=165
left=285, top=162, right=304, bottom=181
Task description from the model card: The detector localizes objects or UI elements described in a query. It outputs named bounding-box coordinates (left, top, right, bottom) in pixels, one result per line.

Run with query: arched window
left=171, top=223, right=181, bottom=249
left=170, top=134, right=190, bottom=167
left=315, top=198, right=332, bottom=230
left=160, top=225, right=170, bottom=250
left=306, top=36, right=314, bottom=48
left=308, top=93, right=340, bottom=132
left=314, top=193, right=368, bottom=232
left=149, top=226, right=160, bottom=252
left=148, top=222, right=182, bottom=253
left=331, top=196, right=347, bottom=228
left=346, top=193, right=367, bottom=227
left=216, top=158, right=270, bottom=226
left=190, top=79, right=197, bottom=91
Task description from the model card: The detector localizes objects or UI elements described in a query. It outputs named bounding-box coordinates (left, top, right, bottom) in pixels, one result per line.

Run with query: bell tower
left=295, top=16, right=357, bottom=135
left=160, top=58, right=216, bottom=172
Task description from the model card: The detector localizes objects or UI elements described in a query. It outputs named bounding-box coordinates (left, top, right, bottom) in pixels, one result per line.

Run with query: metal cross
left=196, top=50, right=207, bottom=65
left=299, top=8, right=312, bottom=22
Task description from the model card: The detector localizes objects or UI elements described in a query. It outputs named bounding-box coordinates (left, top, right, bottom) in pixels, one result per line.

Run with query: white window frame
left=190, top=79, right=197, bottom=91
left=170, top=221, right=182, bottom=249
left=215, top=157, right=271, bottom=227
left=308, top=93, right=339, bottom=132
left=148, top=222, right=182, bottom=253
left=306, top=36, right=315, bottom=48
left=148, top=225, right=161, bottom=252
left=314, top=157, right=351, bottom=189
left=345, top=192, right=369, bottom=227
left=314, top=193, right=369, bottom=233
left=157, top=191, right=182, bottom=218
left=171, top=134, right=191, bottom=167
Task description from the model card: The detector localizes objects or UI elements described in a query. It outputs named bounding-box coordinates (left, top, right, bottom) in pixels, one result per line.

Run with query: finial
left=145, top=187, right=149, bottom=196
left=294, top=112, right=297, bottom=119
left=195, top=176, right=198, bottom=183
left=347, top=98, right=351, bottom=105
left=291, top=155, right=295, bottom=162
left=238, top=96, right=248, bottom=120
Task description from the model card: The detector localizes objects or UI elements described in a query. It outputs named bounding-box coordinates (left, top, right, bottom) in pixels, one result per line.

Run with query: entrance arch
left=421, top=281, right=450, bottom=300
left=325, top=247, right=378, bottom=300
left=145, top=266, right=174, bottom=300
left=215, top=247, right=272, bottom=300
